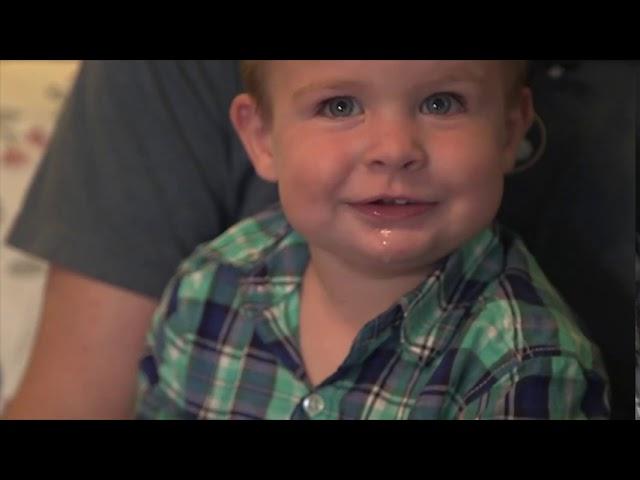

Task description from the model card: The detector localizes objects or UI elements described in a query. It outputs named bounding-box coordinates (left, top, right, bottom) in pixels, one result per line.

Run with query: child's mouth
left=349, top=197, right=437, bottom=220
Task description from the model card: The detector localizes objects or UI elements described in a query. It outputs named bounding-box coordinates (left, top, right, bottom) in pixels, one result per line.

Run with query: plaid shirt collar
left=236, top=205, right=503, bottom=364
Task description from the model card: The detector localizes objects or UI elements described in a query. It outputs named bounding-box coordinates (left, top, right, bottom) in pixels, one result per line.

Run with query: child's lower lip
left=348, top=202, right=436, bottom=220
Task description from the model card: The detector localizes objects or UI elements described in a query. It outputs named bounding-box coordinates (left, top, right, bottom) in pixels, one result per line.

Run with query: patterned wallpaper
left=0, top=60, right=80, bottom=408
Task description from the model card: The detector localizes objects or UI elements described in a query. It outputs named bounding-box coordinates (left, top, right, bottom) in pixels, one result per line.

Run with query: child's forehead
left=264, top=61, right=509, bottom=98
left=270, top=60, right=501, bottom=82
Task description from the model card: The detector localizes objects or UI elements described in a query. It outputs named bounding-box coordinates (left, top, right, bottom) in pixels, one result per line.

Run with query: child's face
left=232, top=61, right=533, bottom=276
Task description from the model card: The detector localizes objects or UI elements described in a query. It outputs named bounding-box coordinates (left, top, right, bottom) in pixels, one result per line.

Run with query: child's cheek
left=285, top=139, right=350, bottom=200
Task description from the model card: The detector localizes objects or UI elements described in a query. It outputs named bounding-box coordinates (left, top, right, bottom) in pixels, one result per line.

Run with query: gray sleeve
left=6, top=60, right=278, bottom=299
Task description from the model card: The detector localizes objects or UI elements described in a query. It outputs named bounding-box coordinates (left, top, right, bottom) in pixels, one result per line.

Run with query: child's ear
left=229, top=93, right=278, bottom=183
left=502, top=87, right=535, bottom=173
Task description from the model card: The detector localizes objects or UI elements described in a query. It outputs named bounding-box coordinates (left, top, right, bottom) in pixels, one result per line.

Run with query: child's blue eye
left=319, top=97, right=363, bottom=118
left=420, top=93, right=465, bottom=115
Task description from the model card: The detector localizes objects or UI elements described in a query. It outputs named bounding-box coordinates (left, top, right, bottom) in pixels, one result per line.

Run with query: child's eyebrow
left=292, top=80, right=366, bottom=101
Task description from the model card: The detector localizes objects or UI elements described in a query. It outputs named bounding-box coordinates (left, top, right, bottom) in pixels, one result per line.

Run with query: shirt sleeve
left=136, top=274, right=194, bottom=420
left=7, top=60, right=277, bottom=299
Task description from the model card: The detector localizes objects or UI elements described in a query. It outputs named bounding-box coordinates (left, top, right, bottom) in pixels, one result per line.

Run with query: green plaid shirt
left=136, top=205, right=609, bottom=419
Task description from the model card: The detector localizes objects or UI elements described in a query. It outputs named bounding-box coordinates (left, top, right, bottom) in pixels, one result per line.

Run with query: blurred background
left=0, top=60, right=80, bottom=409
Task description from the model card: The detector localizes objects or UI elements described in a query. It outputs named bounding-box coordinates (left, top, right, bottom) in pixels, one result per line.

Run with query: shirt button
left=302, top=394, right=325, bottom=417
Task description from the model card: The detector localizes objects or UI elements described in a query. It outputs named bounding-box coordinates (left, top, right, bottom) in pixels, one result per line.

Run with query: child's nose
left=363, top=116, right=427, bottom=172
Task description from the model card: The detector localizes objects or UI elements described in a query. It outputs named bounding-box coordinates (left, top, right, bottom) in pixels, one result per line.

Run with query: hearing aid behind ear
left=510, top=114, right=547, bottom=175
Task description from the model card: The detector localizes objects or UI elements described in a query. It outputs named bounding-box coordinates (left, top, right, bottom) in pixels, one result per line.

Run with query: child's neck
left=302, top=247, right=433, bottom=328
left=298, top=247, right=434, bottom=386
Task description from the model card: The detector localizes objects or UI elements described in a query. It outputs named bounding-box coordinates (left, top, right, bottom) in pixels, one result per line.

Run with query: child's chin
left=360, top=247, right=435, bottom=273
left=366, top=239, right=434, bottom=260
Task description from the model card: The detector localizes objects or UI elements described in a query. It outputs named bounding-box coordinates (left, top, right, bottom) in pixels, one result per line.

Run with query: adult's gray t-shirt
left=7, top=60, right=278, bottom=298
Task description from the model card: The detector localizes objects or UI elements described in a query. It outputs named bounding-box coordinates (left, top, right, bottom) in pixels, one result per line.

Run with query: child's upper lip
left=350, top=195, right=438, bottom=204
